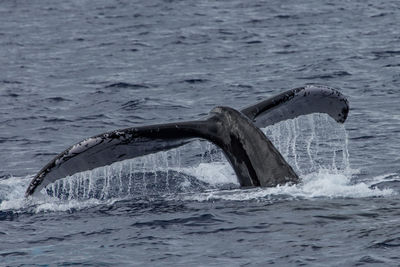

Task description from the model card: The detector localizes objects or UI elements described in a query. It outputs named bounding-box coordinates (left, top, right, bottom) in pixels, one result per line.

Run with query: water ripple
left=105, top=82, right=151, bottom=89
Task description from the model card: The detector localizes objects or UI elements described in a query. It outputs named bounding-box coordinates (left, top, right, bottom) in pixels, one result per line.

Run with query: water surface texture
left=1, top=0, right=400, bottom=266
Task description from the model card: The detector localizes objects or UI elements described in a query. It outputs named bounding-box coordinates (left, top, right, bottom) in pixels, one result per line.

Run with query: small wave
left=230, top=83, right=253, bottom=89
left=350, top=135, right=376, bottom=140
left=37, top=126, right=59, bottom=131
left=4, top=116, right=39, bottom=123
left=372, top=50, right=400, bottom=59
left=298, top=71, right=352, bottom=80
left=370, top=12, right=390, bottom=18
left=131, top=213, right=222, bottom=228
left=44, top=96, right=72, bottom=103
left=246, top=18, right=268, bottom=24
left=365, top=173, right=400, bottom=191
left=44, top=117, right=73, bottom=123
left=369, top=237, right=400, bottom=249
left=275, top=14, right=299, bottom=19
left=1, top=80, right=22, bottom=84
left=274, top=50, right=297, bottom=54
left=76, top=114, right=110, bottom=121
left=245, top=40, right=263, bottom=44
left=0, top=174, right=12, bottom=180
left=181, top=78, right=209, bottom=84
left=105, top=82, right=150, bottom=89
left=356, top=256, right=385, bottom=264
left=384, top=63, right=400, bottom=67
left=218, top=29, right=235, bottom=35
left=126, top=98, right=191, bottom=110
left=121, top=99, right=147, bottom=111
left=5, top=92, right=19, bottom=98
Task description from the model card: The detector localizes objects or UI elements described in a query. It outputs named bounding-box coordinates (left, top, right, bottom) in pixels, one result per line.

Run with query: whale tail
left=25, top=85, right=348, bottom=197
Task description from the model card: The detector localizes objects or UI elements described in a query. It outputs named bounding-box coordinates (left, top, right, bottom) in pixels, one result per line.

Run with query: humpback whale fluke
left=25, top=85, right=349, bottom=197
left=241, top=85, right=349, bottom=127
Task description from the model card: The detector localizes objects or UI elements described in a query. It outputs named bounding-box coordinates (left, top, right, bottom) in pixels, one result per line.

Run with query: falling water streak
left=75, top=175, right=80, bottom=198
left=313, top=118, right=322, bottom=171
left=200, top=141, right=208, bottom=163
left=332, top=147, right=338, bottom=171
left=153, top=155, right=158, bottom=186
left=282, top=121, right=291, bottom=160
left=128, top=162, right=133, bottom=195
left=291, top=119, right=300, bottom=171
left=68, top=177, right=74, bottom=200
left=56, top=180, right=61, bottom=198
left=343, top=129, right=351, bottom=173
left=102, top=167, right=109, bottom=200
left=177, top=149, right=182, bottom=172
left=166, top=152, right=172, bottom=194
left=307, top=115, right=316, bottom=171
left=208, top=142, right=214, bottom=162
left=78, top=175, right=82, bottom=197
left=49, top=183, right=55, bottom=198
left=118, top=164, right=123, bottom=195
left=81, top=174, right=86, bottom=198
left=265, top=114, right=350, bottom=175
left=142, top=159, right=147, bottom=196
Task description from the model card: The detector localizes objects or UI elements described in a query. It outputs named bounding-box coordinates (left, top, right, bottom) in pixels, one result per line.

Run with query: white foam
left=33, top=198, right=112, bottom=213
left=181, top=169, right=395, bottom=202
left=0, top=175, right=31, bottom=211
left=0, top=174, right=123, bottom=212
left=176, top=162, right=237, bottom=186
left=289, top=169, right=394, bottom=198
left=1, top=169, right=396, bottom=213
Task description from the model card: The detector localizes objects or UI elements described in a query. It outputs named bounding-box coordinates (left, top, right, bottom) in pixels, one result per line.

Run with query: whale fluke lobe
left=25, top=86, right=349, bottom=197
left=25, top=121, right=206, bottom=196
left=241, top=85, right=349, bottom=127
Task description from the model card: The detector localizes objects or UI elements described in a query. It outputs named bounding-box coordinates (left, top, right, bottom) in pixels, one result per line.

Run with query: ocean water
left=1, top=0, right=400, bottom=266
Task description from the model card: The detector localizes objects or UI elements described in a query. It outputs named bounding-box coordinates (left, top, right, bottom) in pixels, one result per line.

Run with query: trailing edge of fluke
left=25, top=85, right=349, bottom=197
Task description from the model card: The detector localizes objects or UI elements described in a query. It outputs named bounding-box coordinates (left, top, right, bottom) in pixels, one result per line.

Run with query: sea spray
left=264, top=113, right=351, bottom=175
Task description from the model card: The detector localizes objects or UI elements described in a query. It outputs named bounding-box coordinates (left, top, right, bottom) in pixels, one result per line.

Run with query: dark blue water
left=1, top=0, right=400, bottom=266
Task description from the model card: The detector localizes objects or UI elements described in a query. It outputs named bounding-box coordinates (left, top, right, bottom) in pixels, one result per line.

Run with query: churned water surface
left=1, top=0, right=400, bottom=266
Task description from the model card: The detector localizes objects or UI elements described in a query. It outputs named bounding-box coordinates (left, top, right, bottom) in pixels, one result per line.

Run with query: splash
left=0, top=114, right=396, bottom=212
left=180, top=169, right=393, bottom=202
left=0, top=175, right=31, bottom=211
left=264, top=114, right=351, bottom=175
